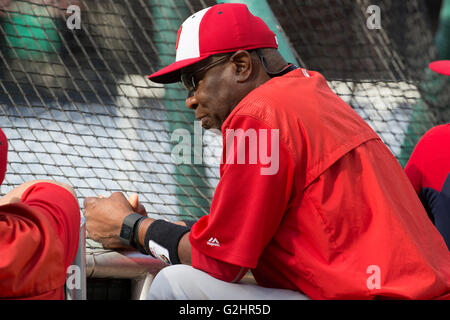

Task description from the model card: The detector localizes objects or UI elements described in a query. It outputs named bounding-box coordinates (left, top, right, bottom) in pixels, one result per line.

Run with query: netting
left=0, top=0, right=448, bottom=223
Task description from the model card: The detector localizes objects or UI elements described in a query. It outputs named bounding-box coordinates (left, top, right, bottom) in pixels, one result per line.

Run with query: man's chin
left=198, top=117, right=221, bottom=131
left=201, top=119, right=214, bottom=130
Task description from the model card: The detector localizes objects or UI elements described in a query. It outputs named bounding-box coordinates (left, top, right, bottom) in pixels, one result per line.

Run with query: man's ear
left=230, top=50, right=253, bottom=83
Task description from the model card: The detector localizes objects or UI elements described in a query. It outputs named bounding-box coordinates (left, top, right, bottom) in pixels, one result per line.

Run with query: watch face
left=120, top=225, right=132, bottom=240
left=119, top=213, right=144, bottom=245
left=120, top=223, right=134, bottom=245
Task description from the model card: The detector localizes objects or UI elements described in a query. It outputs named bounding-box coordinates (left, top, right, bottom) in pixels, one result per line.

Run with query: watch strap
left=133, top=216, right=149, bottom=254
left=119, top=213, right=145, bottom=246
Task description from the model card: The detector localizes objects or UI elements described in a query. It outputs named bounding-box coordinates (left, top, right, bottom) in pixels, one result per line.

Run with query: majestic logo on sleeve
left=207, top=237, right=220, bottom=247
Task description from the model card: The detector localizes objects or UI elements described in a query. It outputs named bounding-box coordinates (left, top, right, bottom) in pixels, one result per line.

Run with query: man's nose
left=185, top=92, right=198, bottom=110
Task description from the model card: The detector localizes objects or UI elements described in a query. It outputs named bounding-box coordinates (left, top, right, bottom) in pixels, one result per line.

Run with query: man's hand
left=84, top=192, right=147, bottom=250
left=0, top=180, right=76, bottom=206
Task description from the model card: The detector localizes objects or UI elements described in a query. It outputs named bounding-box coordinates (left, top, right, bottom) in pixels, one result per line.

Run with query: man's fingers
left=83, top=191, right=135, bottom=249
left=86, top=229, right=94, bottom=240
left=110, top=191, right=127, bottom=200
left=136, top=203, right=147, bottom=215
left=128, top=193, right=147, bottom=215
left=128, top=193, right=139, bottom=209
left=83, top=196, right=98, bottom=210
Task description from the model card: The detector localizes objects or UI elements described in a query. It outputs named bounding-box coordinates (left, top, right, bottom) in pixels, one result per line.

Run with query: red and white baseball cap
left=148, top=3, right=278, bottom=84
left=429, top=60, right=450, bottom=76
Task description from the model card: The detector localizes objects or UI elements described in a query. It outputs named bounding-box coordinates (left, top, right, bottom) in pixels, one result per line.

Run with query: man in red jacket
left=84, top=3, right=450, bottom=299
left=0, top=128, right=81, bottom=299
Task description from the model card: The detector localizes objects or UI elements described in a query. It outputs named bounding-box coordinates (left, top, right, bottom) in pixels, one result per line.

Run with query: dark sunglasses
left=181, top=54, right=232, bottom=92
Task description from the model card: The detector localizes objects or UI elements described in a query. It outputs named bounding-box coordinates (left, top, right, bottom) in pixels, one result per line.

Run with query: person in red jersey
left=84, top=3, right=450, bottom=300
left=404, top=61, right=450, bottom=250
left=0, top=128, right=81, bottom=299
left=405, top=124, right=450, bottom=250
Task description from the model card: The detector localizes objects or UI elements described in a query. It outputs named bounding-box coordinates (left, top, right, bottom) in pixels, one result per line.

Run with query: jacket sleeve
left=0, top=182, right=80, bottom=298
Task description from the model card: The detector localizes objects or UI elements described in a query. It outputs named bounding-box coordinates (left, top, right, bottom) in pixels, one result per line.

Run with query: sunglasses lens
left=181, top=55, right=230, bottom=92
left=181, top=74, right=193, bottom=91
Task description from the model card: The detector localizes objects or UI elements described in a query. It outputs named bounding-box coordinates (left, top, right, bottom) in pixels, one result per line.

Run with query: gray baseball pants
left=146, top=264, right=310, bottom=300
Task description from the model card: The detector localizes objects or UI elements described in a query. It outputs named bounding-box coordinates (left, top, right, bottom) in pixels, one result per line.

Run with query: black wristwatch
left=119, top=213, right=145, bottom=246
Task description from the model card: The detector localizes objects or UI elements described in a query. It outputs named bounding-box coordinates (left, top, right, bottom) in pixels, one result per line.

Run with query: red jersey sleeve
left=405, top=124, right=450, bottom=193
left=190, top=115, right=295, bottom=269
left=191, top=248, right=248, bottom=283
left=0, top=182, right=80, bottom=299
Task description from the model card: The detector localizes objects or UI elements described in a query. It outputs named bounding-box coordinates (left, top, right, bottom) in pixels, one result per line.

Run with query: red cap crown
left=429, top=60, right=450, bottom=76
left=148, top=3, right=278, bottom=84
